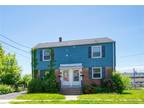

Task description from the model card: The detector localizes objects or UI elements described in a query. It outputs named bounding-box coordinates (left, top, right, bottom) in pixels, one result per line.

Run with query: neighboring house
left=32, top=37, right=116, bottom=89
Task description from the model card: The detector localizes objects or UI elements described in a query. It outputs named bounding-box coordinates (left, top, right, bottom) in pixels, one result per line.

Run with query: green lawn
left=78, top=89, right=144, bottom=104
left=15, top=93, right=65, bottom=100
left=11, top=100, right=144, bottom=104
left=11, top=89, right=144, bottom=104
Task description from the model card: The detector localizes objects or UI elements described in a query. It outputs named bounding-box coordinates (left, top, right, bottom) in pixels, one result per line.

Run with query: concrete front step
left=60, top=88, right=82, bottom=95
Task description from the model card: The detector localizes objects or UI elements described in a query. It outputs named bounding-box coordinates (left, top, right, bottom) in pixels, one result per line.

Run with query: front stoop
left=60, top=88, right=82, bottom=95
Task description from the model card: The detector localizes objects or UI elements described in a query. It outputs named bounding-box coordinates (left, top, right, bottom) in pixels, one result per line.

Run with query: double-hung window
left=42, top=49, right=51, bottom=61
left=92, top=67, right=102, bottom=79
left=91, top=46, right=102, bottom=58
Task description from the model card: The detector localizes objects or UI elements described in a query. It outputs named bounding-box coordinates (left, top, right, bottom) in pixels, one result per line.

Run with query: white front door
left=72, top=69, right=81, bottom=86
left=61, top=69, right=71, bottom=87
left=61, top=68, right=81, bottom=88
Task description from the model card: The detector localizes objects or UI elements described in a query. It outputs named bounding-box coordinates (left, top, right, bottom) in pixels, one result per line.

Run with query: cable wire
left=0, top=34, right=31, bottom=49
left=0, top=39, right=30, bottom=54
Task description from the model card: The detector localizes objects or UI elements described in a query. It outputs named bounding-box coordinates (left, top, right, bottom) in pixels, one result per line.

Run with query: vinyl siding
left=35, top=42, right=115, bottom=70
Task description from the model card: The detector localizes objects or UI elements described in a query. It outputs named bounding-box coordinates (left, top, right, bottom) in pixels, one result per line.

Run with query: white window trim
left=92, top=67, right=102, bottom=79
left=42, top=49, right=51, bottom=61
left=91, top=45, right=102, bottom=58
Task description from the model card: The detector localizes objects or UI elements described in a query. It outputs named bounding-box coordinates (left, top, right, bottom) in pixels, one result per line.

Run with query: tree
left=0, top=52, right=21, bottom=85
left=0, top=45, right=5, bottom=83
left=22, top=74, right=32, bottom=88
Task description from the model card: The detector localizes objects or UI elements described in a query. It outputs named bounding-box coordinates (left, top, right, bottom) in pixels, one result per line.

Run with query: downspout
left=113, top=41, right=116, bottom=72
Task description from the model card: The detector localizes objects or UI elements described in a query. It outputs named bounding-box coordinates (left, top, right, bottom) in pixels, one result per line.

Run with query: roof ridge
left=33, top=37, right=114, bottom=48
left=38, top=37, right=112, bottom=44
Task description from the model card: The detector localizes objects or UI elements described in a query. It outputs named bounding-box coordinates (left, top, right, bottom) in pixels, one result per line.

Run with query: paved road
left=0, top=91, right=26, bottom=104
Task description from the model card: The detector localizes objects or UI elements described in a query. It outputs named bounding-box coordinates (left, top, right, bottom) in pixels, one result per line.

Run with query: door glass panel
left=63, top=70, right=69, bottom=81
left=73, top=70, right=79, bottom=81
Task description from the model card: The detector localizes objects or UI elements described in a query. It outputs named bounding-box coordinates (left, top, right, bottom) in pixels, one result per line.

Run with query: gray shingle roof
left=33, top=37, right=114, bottom=49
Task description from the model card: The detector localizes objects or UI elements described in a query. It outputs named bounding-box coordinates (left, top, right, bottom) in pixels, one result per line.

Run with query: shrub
left=0, top=84, right=15, bottom=94
left=28, top=78, right=59, bottom=93
left=15, top=87, right=24, bottom=92
left=42, top=79, right=59, bottom=93
left=121, top=75, right=132, bottom=90
left=93, top=86, right=108, bottom=93
left=28, top=79, right=43, bottom=93
left=82, top=84, right=93, bottom=94
left=102, top=79, right=114, bottom=93
left=83, top=72, right=131, bottom=94
left=102, top=73, right=125, bottom=93
left=82, top=84, right=107, bottom=94
left=112, top=72, right=124, bottom=93
left=102, top=72, right=131, bottom=94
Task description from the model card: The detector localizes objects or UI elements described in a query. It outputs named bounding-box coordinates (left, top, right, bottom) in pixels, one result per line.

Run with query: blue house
left=32, top=37, right=116, bottom=91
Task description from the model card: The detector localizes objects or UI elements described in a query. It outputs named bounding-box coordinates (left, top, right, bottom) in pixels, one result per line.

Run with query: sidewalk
left=0, top=91, right=26, bottom=104
left=65, top=95, right=79, bottom=100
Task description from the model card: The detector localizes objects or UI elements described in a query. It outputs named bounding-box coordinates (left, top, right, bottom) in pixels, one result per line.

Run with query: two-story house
left=32, top=37, right=116, bottom=90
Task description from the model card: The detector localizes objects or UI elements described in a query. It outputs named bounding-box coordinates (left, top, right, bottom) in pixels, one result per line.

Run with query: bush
left=102, top=79, right=114, bottom=93
left=102, top=72, right=131, bottom=94
left=82, top=72, right=132, bottom=94
left=28, top=66, right=59, bottom=93
left=82, top=84, right=107, bottom=94
left=28, top=79, right=43, bottom=93
left=82, top=84, right=93, bottom=94
left=15, top=87, right=24, bottom=92
left=0, top=84, right=15, bottom=94
left=112, top=72, right=124, bottom=93
left=42, top=79, right=59, bottom=93
left=28, top=78, right=59, bottom=93
left=102, top=74, right=124, bottom=93
left=121, top=75, right=132, bottom=90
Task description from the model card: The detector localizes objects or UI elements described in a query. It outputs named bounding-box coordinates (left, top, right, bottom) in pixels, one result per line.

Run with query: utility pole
left=133, top=68, right=136, bottom=88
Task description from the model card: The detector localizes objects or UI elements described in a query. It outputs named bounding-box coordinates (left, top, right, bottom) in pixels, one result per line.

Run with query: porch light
left=58, top=75, right=61, bottom=77
left=80, top=74, right=84, bottom=77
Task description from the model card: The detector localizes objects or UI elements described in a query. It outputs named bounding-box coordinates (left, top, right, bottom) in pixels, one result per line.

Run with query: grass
left=10, top=89, right=144, bottom=104
left=79, top=89, right=144, bottom=104
left=11, top=100, right=144, bottom=104
left=15, top=93, right=65, bottom=100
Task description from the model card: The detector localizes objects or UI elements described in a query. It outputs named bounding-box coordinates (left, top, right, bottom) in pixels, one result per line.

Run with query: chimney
left=59, top=37, right=62, bottom=42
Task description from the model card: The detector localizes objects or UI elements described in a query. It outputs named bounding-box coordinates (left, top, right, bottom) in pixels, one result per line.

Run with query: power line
left=3, top=46, right=31, bottom=60
left=0, top=34, right=31, bottom=49
left=0, top=39, right=30, bottom=54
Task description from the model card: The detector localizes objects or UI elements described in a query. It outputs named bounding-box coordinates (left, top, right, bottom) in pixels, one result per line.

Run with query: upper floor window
left=91, top=46, right=102, bottom=58
left=92, top=67, right=102, bottom=79
left=42, top=49, right=51, bottom=61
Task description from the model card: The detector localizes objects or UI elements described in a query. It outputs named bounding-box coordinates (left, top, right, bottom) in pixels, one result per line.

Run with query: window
left=42, top=49, right=51, bottom=61
left=73, top=70, right=79, bottom=81
left=63, top=70, right=69, bottom=81
left=91, top=46, right=102, bottom=58
left=92, top=67, right=102, bottom=79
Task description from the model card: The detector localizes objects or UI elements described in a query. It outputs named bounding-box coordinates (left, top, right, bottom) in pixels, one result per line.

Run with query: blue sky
left=0, top=6, right=144, bottom=74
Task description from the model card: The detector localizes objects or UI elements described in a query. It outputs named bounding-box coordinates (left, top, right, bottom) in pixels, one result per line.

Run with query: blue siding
left=36, top=42, right=115, bottom=70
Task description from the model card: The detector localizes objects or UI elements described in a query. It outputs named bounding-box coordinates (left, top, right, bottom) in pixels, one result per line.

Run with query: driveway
left=0, top=91, right=26, bottom=104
